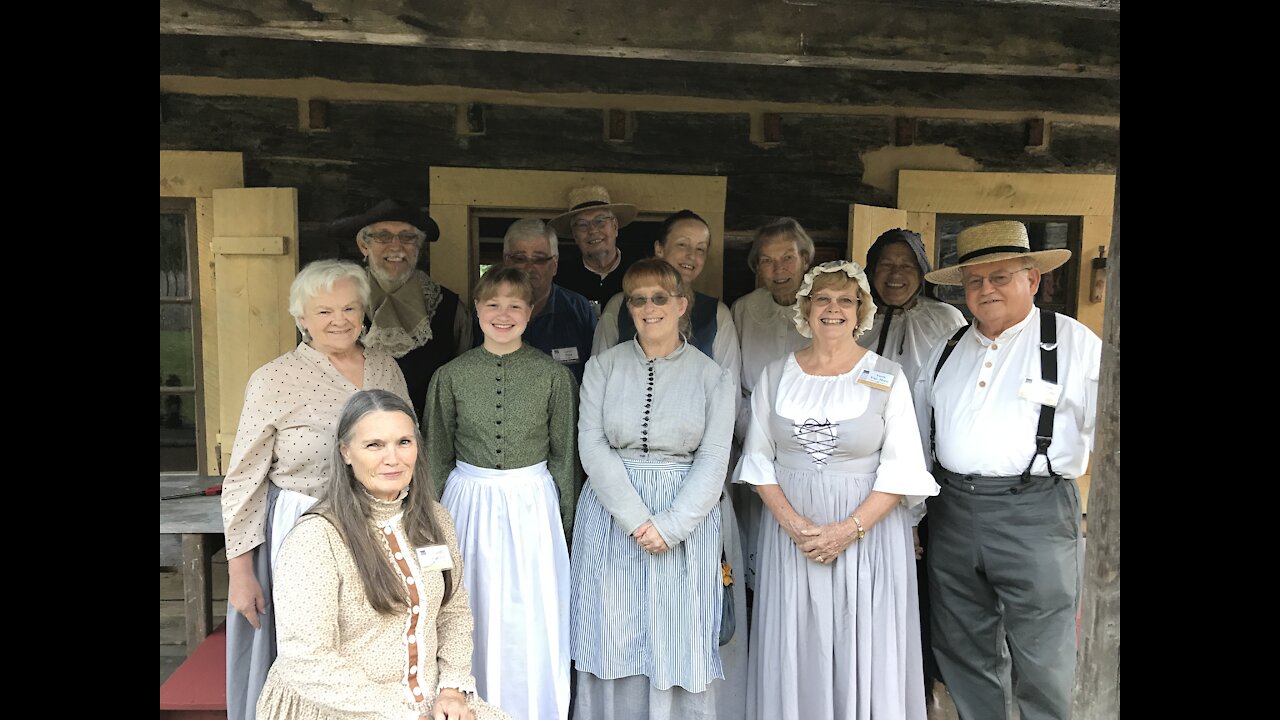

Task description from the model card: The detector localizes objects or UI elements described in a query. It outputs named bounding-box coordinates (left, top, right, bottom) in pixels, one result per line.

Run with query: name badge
left=415, top=545, right=454, bottom=571
left=1018, top=378, right=1063, bottom=407
left=856, top=369, right=894, bottom=392
left=551, top=346, right=580, bottom=363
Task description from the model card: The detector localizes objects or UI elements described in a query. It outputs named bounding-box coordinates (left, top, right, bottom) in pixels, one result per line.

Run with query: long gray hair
left=303, top=389, right=455, bottom=612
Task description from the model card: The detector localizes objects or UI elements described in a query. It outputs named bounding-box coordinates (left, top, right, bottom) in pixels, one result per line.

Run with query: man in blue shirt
left=493, top=218, right=597, bottom=385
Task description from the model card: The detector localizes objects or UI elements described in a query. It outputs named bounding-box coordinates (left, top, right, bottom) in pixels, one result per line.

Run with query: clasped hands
left=633, top=521, right=670, bottom=555
left=786, top=516, right=855, bottom=565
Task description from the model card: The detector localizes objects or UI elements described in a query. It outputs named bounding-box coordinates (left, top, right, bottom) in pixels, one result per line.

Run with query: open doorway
left=428, top=168, right=728, bottom=303
left=476, top=215, right=664, bottom=279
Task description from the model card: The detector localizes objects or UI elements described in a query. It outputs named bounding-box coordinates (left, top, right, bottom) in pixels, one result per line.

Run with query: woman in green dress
left=426, top=265, right=578, bottom=720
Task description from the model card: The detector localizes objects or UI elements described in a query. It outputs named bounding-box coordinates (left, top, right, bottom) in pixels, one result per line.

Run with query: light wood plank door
left=211, top=188, right=299, bottom=473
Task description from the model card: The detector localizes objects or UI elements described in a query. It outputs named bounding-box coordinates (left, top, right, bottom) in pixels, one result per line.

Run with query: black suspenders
left=929, top=311, right=1059, bottom=478
left=1028, top=310, right=1059, bottom=479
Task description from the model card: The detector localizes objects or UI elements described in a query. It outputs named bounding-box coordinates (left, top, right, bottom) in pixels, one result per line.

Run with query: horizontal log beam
left=158, top=26, right=1118, bottom=80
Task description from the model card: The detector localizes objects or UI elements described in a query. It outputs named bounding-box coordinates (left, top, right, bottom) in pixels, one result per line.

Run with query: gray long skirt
left=746, top=467, right=927, bottom=720
left=571, top=460, right=724, bottom=719
left=225, top=484, right=316, bottom=720
left=574, top=476, right=750, bottom=720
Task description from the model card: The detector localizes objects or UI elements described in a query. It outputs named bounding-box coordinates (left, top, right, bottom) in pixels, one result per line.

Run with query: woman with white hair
left=221, top=258, right=412, bottom=720
left=733, top=260, right=940, bottom=720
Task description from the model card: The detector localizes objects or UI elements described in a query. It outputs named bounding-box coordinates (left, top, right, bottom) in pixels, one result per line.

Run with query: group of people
left=217, top=183, right=1102, bottom=720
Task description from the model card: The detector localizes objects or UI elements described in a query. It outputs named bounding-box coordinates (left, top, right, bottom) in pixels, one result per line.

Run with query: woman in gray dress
left=734, top=260, right=940, bottom=720
left=570, top=258, right=736, bottom=719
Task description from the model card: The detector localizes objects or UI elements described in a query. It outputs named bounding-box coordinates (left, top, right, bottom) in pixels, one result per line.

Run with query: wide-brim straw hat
left=548, top=185, right=638, bottom=236
left=924, top=220, right=1071, bottom=286
left=328, top=198, right=440, bottom=243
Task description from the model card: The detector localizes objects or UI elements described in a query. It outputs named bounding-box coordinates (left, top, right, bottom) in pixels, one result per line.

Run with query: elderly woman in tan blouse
left=221, top=259, right=412, bottom=720
left=257, top=389, right=509, bottom=720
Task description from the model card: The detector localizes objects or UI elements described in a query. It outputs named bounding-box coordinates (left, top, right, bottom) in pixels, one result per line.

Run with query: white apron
left=443, top=460, right=571, bottom=720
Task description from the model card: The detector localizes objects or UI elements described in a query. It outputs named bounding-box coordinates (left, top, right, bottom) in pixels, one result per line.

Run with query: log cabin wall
left=159, top=28, right=1118, bottom=299
left=160, top=4, right=1120, bottom=698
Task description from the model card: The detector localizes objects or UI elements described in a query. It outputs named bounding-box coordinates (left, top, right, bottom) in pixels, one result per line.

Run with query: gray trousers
left=926, top=469, right=1082, bottom=720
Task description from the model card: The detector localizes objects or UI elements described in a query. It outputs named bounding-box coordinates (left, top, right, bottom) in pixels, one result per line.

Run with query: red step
left=160, top=622, right=227, bottom=720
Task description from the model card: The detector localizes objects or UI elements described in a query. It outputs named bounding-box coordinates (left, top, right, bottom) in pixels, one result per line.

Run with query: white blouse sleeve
left=872, top=367, right=940, bottom=509
left=590, top=292, right=624, bottom=356
left=732, top=362, right=780, bottom=486
left=712, top=302, right=743, bottom=421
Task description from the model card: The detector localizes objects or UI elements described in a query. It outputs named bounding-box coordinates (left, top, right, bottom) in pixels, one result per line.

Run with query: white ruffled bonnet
left=791, top=260, right=878, bottom=339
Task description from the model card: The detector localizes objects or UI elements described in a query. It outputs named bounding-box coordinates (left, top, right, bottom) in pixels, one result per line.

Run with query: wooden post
left=181, top=533, right=212, bottom=653
left=1073, top=166, right=1120, bottom=719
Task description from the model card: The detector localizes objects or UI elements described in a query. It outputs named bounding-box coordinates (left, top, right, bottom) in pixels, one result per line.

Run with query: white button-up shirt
left=913, top=307, right=1101, bottom=479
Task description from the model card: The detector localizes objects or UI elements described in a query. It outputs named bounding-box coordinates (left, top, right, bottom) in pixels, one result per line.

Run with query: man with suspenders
left=912, top=221, right=1101, bottom=720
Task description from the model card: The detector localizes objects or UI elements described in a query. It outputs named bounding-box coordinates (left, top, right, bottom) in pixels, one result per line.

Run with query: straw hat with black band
left=548, top=185, right=638, bottom=236
left=924, top=221, right=1071, bottom=286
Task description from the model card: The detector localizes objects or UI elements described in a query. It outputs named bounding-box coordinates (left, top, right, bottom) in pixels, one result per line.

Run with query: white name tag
left=856, top=369, right=895, bottom=392
left=1018, top=378, right=1063, bottom=407
left=415, top=545, right=454, bottom=571
left=551, top=346, right=580, bottom=363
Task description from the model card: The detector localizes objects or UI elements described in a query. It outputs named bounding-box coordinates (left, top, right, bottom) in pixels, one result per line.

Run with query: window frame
left=160, top=196, right=207, bottom=475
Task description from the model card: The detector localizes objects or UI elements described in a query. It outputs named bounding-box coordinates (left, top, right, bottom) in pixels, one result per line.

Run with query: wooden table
left=160, top=475, right=225, bottom=654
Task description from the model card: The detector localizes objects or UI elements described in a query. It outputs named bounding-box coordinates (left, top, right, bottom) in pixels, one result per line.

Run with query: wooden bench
left=159, top=622, right=228, bottom=720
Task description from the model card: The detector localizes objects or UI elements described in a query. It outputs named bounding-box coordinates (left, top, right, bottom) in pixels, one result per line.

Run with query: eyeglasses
left=365, top=230, right=421, bottom=246
left=627, top=293, right=674, bottom=308
left=810, top=295, right=859, bottom=308
left=962, top=267, right=1030, bottom=291
left=504, top=254, right=556, bottom=266
left=571, top=216, right=615, bottom=233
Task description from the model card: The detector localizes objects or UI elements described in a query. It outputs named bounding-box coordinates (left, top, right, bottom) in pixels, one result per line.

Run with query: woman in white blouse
left=733, top=260, right=940, bottom=720
left=220, top=260, right=411, bottom=720
left=257, top=389, right=508, bottom=720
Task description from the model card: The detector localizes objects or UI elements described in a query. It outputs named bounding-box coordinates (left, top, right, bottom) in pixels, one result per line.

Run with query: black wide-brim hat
left=328, top=198, right=441, bottom=243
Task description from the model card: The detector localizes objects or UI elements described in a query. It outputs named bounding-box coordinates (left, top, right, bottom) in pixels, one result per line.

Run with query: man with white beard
left=330, top=199, right=472, bottom=419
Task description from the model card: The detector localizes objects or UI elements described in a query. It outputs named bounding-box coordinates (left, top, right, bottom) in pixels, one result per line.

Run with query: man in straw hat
left=912, top=220, right=1101, bottom=720
left=329, top=198, right=472, bottom=419
left=548, top=185, right=639, bottom=312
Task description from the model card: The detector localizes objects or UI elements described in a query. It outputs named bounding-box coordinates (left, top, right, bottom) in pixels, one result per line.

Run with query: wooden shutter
left=847, top=203, right=936, bottom=267
left=210, top=188, right=299, bottom=473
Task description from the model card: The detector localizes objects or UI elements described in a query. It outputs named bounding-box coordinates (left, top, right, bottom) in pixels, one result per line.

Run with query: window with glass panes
left=160, top=198, right=205, bottom=472
left=933, top=215, right=1082, bottom=323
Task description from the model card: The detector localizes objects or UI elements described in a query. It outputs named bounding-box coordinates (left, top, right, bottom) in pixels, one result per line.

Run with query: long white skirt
left=443, top=460, right=571, bottom=720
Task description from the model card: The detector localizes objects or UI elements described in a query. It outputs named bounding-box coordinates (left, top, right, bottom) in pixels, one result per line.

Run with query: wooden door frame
left=895, top=170, right=1116, bottom=338
left=429, top=168, right=728, bottom=302
left=160, top=151, right=244, bottom=475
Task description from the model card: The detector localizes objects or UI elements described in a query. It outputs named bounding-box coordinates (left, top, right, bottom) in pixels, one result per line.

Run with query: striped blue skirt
left=570, top=459, right=724, bottom=694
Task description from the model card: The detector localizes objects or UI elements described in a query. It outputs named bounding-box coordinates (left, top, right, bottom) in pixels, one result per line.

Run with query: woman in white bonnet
left=733, top=259, right=940, bottom=720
